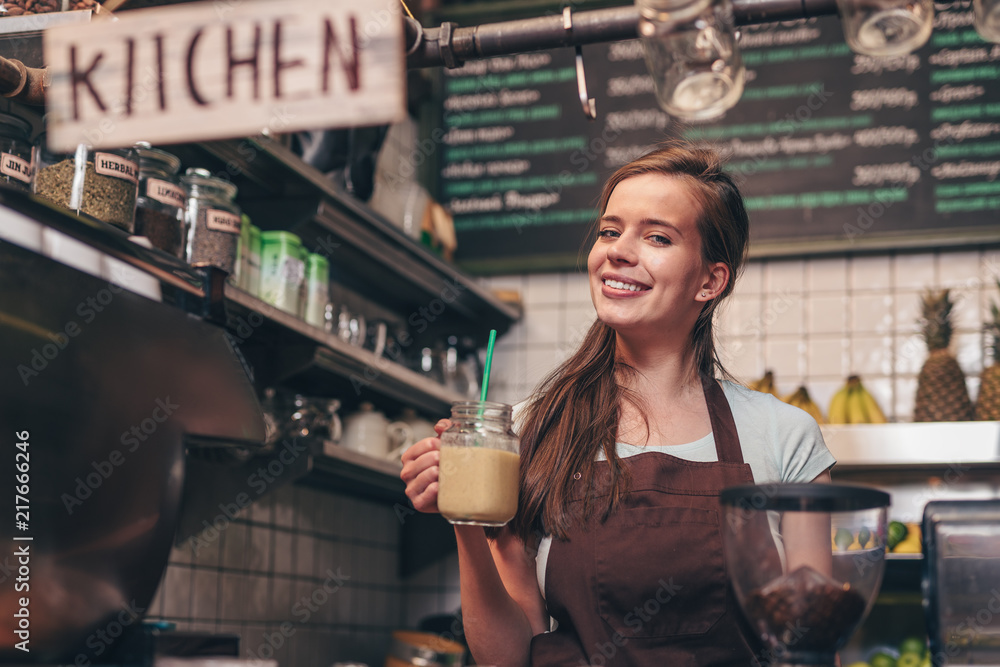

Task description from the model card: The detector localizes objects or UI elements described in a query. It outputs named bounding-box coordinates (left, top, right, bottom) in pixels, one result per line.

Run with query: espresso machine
left=923, top=500, right=1000, bottom=666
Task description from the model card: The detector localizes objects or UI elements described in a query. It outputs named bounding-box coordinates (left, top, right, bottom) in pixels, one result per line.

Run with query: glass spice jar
left=0, top=113, right=33, bottom=193
left=32, top=136, right=139, bottom=232
left=259, top=230, right=304, bottom=315
left=181, top=167, right=241, bottom=274
left=134, top=142, right=185, bottom=257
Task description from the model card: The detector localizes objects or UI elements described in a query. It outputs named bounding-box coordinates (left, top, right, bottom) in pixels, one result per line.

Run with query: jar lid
left=0, top=112, right=31, bottom=142
left=180, top=167, right=238, bottom=200
left=134, top=142, right=181, bottom=175
left=307, top=252, right=329, bottom=270
left=260, top=230, right=303, bottom=249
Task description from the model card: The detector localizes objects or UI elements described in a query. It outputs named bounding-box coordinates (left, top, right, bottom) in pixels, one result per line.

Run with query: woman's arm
left=456, top=526, right=548, bottom=667
left=401, top=422, right=548, bottom=667
left=783, top=469, right=833, bottom=575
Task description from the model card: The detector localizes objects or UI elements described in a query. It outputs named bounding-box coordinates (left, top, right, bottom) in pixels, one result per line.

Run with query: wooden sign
left=43, top=0, right=405, bottom=151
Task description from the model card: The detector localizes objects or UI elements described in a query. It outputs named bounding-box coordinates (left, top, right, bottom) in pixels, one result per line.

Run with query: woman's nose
left=607, top=234, right=637, bottom=264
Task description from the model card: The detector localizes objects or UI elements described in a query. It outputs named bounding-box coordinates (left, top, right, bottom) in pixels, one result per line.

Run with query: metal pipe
left=407, top=0, right=839, bottom=69
left=0, top=55, right=47, bottom=105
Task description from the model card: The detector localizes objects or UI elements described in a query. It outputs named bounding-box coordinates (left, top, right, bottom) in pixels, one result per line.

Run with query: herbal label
left=206, top=209, right=241, bottom=234
left=146, top=178, right=185, bottom=208
left=1, top=153, right=31, bottom=183
left=94, top=153, right=138, bottom=183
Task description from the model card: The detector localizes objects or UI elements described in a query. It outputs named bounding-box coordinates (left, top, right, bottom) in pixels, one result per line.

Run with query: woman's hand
left=400, top=418, right=452, bottom=513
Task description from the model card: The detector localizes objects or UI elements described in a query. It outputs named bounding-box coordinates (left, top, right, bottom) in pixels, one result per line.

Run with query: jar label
left=146, top=178, right=186, bottom=208
left=206, top=208, right=242, bottom=234
left=94, top=152, right=138, bottom=183
left=282, top=256, right=306, bottom=285
left=1, top=153, right=31, bottom=183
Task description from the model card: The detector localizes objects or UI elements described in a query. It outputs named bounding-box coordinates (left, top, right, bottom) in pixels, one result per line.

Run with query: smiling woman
left=400, top=142, right=836, bottom=667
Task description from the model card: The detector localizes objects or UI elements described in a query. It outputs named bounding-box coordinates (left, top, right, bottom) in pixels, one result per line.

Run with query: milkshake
left=438, top=445, right=519, bottom=526
left=437, top=401, right=520, bottom=527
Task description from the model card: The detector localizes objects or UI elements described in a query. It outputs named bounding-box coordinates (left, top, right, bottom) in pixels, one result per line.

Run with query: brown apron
left=530, top=376, right=763, bottom=667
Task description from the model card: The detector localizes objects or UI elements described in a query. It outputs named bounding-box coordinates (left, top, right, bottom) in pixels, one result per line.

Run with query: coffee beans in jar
left=32, top=138, right=139, bottom=232
left=181, top=168, right=241, bottom=274
left=134, top=142, right=185, bottom=257
left=1, top=0, right=62, bottom=16
left=0, top=113, right=33, bottom=193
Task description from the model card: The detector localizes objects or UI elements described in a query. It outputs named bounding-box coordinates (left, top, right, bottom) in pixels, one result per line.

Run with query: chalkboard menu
left=437, top=4, right=1000, bottom=274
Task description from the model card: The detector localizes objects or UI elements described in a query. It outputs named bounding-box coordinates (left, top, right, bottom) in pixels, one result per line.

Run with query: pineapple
left=914, top=289, right=974, bottom=422
left=975, top=281, right=1000, bottom=421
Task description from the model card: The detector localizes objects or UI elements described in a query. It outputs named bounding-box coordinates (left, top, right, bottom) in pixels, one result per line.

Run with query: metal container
left=923, top=499, right=1000, bottom=665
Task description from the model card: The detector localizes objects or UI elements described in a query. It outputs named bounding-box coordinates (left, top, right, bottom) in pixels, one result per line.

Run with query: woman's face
left=588, top=173, right=722, bottom=341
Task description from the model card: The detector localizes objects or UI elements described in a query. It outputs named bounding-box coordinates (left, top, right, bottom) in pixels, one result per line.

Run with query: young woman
left=401, top=144, right=835, bottom=666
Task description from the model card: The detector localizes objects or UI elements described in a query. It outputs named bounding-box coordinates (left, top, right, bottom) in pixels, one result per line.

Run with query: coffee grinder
left=721, top=484, right=891, bottom=666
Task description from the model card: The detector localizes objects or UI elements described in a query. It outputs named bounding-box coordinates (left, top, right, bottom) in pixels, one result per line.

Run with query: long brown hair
left=506, top=143, right=750, bottom=543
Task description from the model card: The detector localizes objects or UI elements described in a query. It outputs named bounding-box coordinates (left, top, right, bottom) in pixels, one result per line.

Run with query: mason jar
left=32, top=137, right=139, bottom=232
left=134, top=142, right=185, bottom=257
left=0, top=113, right=33, bottom=193
left=181, top=168, right=241, bottom=273
left=437, top=401, right=520, bottom=527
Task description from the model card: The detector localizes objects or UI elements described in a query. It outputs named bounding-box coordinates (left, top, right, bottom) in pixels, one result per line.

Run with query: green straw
left=480, top=329, right=497, bottom=402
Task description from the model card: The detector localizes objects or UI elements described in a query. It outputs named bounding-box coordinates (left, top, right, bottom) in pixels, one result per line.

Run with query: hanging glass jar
left=32, top=136, right=139, bottom=232
left=134, top=142, right=186, bottom=257
left=0, top=113, right=33, bottom=193
left=181, top=168, right=241, bottom=274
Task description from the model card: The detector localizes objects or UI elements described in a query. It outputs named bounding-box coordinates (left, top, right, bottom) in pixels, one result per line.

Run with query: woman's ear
left=696, top=263, right=730, bottom=302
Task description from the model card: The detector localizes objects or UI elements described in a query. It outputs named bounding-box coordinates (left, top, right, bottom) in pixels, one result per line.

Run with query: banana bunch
left=828, top=375, right=887, bottom=424
left=749, top=370, right=780, bottom=397
left=783, top=386, right=825, bottom=424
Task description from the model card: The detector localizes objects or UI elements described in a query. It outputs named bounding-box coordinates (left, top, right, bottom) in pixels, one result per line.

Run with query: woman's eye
left=650, top=234, right=672, bottom=245
left=598, top=229, right=620, bottom=238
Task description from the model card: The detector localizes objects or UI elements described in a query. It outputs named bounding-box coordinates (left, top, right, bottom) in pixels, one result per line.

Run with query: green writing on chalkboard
left=931, top=29, right=990, bottom=46
left=934, top=141, right=1000, bottom=159
left=444, top=172, right=599, bottom=197
left=936, top=181, right=1000, bottom=198
left=743, top=43, right=851, bottom=66
left=446, top=68, right=576, bottom=94
left=730, top=155, right=834, bottom=173
left=446, top=104, right=562, bottom=127
left=935, top=197, right=1000, bottom=213
left=931, top=103, right=1000, bottom=121
left=445, top=136, right=588, bottom=161
left=741, top=82, right=826, bottom=100
left=930, top=66, right=1000, bottom=84
left=746, top=188, right=908, bottom=210
left=454, top=209, right=596, bottom=231
left=684, top=114, right=873, bottom=140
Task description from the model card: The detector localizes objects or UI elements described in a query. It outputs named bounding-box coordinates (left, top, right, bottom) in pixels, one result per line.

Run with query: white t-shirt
left=529, top=380, right=836, bottom=598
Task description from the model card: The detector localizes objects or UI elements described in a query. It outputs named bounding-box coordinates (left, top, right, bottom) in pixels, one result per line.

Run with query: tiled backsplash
left=484, top=247, right=1000, bottom=423
left=145, top=247, right=998, bottom=667
left=146, top=485, right=460, bottom=667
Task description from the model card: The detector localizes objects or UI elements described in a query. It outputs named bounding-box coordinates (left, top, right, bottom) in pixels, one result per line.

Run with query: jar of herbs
left=181, top=168, right=241, bottom=274
left=134, top=142, right=185, bottom=257
left=0, top=113, right=33, bottom=193
left=32, top=137, right=139, bottom=232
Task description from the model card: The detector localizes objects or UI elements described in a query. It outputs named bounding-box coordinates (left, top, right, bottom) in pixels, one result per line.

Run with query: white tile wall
left=484, top=247, right=999, bottom=422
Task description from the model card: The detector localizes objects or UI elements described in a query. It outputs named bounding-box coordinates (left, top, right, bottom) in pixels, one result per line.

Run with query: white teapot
left=341, top=402, right=410, bottom=459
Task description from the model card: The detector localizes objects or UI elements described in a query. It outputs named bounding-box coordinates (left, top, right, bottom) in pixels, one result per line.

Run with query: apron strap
left=701, top=375, right=744, bottom=464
